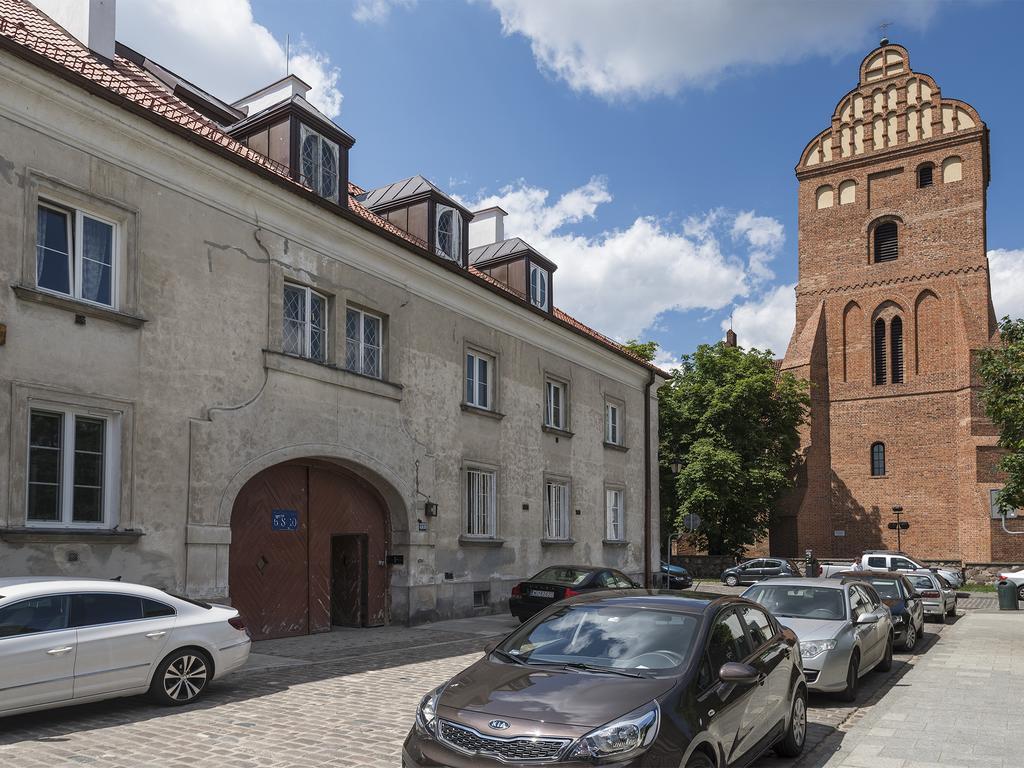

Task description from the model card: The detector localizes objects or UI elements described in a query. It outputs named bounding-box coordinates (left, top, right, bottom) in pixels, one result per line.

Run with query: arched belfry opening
left=228, top=459, right=391, bottom=640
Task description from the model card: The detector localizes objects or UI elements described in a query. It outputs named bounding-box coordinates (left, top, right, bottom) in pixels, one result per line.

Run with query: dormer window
left=529, top=263, right=549, bottom=310
left=435, top=205, right=463, bottom=262
left=299, top=124, right=339, bottom=204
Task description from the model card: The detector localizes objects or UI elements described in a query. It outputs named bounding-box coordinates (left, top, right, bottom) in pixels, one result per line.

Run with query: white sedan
left=998, top=568, right=1024, bottom=601
left=0, top=577, right=251, bottom=718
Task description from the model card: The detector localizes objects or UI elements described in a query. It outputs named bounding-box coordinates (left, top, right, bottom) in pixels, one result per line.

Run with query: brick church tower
left=774, top=41, right=1014, bottom=563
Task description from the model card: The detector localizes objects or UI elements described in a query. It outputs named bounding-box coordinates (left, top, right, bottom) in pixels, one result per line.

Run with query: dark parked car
left=829, top=571, right=925, bottom=650
left=721, top=558, right=802, bottom=587
left=508, top=565, right=638, bottom=622
left=404, top=591, right=807, bottom=767
left=660, top=561, right=694, bottom=589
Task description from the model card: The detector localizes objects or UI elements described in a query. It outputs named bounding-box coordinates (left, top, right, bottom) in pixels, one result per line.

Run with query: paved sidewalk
left=808, top=609, right=1024, bottom=767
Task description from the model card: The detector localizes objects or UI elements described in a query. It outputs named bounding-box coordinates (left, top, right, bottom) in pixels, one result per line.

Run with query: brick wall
left=776, top=43, right=1004, bottom=563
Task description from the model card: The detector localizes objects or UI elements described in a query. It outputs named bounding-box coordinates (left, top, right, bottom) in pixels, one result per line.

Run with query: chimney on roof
left=725, top=328, right=738, bottom=348
left=34, top=0, right=116, bottom=61
left=469, top=207, right=507, bottom=249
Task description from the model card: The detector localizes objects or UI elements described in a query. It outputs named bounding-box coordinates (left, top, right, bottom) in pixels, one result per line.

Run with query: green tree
left=623, top=338, right=658, bottom=363
left=978, top=316, right=1024, bottom=512
left=659, top=342, right=809, bottom=556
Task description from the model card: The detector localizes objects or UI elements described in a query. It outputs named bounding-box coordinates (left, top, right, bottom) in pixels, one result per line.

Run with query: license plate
left=531, top=590, right=555, bottom=599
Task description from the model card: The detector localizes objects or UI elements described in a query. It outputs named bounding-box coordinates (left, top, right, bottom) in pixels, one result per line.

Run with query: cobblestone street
left=0, top=610, right=962, bottom=768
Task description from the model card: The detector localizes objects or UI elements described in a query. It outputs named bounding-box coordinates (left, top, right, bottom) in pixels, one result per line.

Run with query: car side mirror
left=483, top=640, right=498, bottom=654
left=855, top=612, right=879, bottom=625
left=718, top=662, right=760, bottom=685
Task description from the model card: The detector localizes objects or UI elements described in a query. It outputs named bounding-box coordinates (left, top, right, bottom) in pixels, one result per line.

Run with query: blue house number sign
left=271, top=509, right=299, bottom=531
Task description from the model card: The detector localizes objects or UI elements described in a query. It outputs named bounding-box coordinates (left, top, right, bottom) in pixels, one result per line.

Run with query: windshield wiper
left=490, top=648, right=527, bottom=666
left=559, top=662, right=648, bottom=678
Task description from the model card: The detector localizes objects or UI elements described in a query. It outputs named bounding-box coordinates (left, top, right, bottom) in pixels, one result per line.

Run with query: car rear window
left=744, top=584, right=846, bottom=620
left=865, top=579, right=901, bottom=600
left=501, top=605, right=699, bottom=672
left=908, top=575, right=934, bottom=590
left=531, top=567, right=593, bottom=587
left=170, top=594, right=212, bottom=609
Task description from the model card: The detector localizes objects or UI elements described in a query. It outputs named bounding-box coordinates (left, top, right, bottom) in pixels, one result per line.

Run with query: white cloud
left=117, top=0, right=343, bottom=118
left=732, top=210, right=785, bottom=283
left=652, top=349, right=683, bottom=374
left=721, top=283, right=796, bottom=357
left=462, top=178, right=786, bottom=342
left=353, top=0, right=417, bottom=24
left=989, top=249, right=1024, bottom=320
left=486, top=0, right=939, bottom=99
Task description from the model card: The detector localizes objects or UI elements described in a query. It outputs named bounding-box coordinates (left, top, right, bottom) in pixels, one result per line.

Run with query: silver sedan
left=743, top=577, right=894, bottom=702
left=906, top=570, right=958, bottom=620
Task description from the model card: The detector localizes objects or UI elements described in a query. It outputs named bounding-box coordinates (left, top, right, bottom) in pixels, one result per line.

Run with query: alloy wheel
left=792, top=694, right=807, bottom=747
left=1017, top=584, right=1024, bottom=602
left=904, top=623, right=916, bottom=650
left=725, top=575, right=738, bottom=587
left=163, top=654, right=208, bottom=702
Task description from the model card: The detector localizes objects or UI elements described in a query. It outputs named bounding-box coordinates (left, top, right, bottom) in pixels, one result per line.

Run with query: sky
left=115, top=0, right=1024, bottom=369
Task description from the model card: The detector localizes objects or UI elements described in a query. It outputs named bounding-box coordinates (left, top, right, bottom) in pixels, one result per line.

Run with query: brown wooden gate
left=229, top=461, right=389, bottom=640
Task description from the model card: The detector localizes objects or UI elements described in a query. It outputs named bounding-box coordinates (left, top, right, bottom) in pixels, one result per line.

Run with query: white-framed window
left=283, top=283, right=328, bottom=362
left=465, top=350, right=494, bottom=410
left=36, top=201, right=117, bottom=308
left=299, top=123, right=340, bottom=203
left=27, top=406, right=120, bottom=528
left=606, top=488, right=624, bottom=541
left=529, top=263, right=549, bottom=310
left=605, top=402, right=621, bottom=445
left=545, top=379, right=567, bottom=430
left=466, top=468, right=497, bottom=537
left=544, top=480, right=571, bottom=540
left=345, top=307, right=383, bottom=378
left=435, top=204, right=463, bottom=262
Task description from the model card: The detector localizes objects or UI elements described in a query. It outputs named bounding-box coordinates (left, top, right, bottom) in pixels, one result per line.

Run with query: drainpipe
left=643, top=369, right=655, bottom=589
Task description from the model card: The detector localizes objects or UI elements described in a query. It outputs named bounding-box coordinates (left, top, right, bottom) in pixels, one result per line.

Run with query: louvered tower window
left=874, top=221, right=899, bottom=262
left=873, top=318, right=887, bottom=385
left=890, top=316, right=904, bottom=383
left=918, top=164, right=934, bottom=188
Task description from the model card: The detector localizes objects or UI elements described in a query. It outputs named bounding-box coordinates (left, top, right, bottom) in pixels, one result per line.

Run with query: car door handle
left=47, top=646, right=74, bottom=655
left=145, top=631, right=167, bottom=639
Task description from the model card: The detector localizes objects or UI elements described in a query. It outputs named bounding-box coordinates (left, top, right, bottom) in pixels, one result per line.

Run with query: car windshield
left=499, top=605, right=699, bottom=671
left=531, top=567, right=593, bottom=586
left=745, top=584, right=847, bottom=621
left=865, top=579, right=901, bottom=600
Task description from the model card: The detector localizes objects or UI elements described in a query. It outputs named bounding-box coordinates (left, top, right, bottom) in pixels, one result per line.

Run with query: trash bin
left=997, top=580, right=1019, bottom=610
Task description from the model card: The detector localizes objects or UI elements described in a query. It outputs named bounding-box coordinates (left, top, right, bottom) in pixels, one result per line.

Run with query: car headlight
left=415, top=684, right=444, bottom=738
left=569, top=702, right=659, bottom=761
left=892, top=614, right=905, bottom=624
left=799, top=639, right=837, bottom=659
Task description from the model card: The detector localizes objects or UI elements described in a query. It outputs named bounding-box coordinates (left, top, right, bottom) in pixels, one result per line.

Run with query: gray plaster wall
left=0, top=50, right=662, bottom=624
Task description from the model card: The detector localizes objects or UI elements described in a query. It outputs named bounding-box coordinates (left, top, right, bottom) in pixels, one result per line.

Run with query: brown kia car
left=403, top=591, right=807, bottom=767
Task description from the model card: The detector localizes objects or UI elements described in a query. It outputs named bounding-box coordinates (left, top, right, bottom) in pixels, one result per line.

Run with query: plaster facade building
left=775, top=42, right=1018, bottom=563
left=0, top=1, right=665, bottom=639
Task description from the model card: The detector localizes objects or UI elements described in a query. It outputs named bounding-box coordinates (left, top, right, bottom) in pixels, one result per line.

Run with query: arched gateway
left=229, top=459, right=390, bottom=640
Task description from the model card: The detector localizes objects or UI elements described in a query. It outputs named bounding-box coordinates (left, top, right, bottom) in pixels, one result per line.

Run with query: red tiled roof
left=0, top=0, right=666, bottom=377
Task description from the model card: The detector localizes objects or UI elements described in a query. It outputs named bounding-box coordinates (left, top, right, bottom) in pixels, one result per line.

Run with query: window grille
left=606, top=489, right=624, bottom=540
left=299, top=124, right=339, bottom=203
left=466, top=469, right=496, bottom=536
left=345, top=308, right=382, bottom=378
left=435, top=205, right=462, bottom=262
left=544, top=481, right=570, bottom=540
left=283, top=284, right=327, bottom=362
left=918, top=165, right=933, bottom=188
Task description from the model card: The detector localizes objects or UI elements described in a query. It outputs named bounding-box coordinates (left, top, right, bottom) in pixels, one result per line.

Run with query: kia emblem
left=488, top=719, right=511, bottom=730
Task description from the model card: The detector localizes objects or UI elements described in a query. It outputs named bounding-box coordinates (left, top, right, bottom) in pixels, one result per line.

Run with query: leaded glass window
left=299, top=124, right=340, bottom=204
left=283, top=283, right=327, bottom=362
left=435, top=205, right=462, bottom=262
left=345, top=308, right=383, bottom=379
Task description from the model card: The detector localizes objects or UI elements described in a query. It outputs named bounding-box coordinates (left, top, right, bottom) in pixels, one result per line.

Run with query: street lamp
left=670, top=460, right=682, bottom=475
left=890, top=505, right=906, bottom=551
